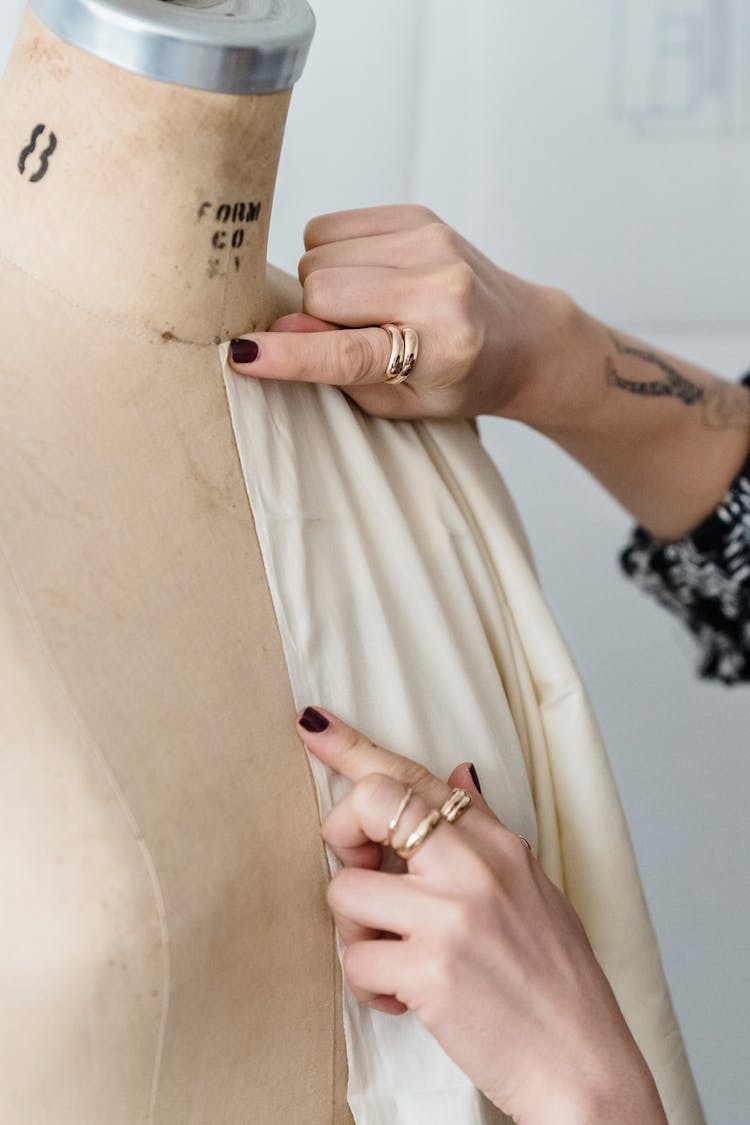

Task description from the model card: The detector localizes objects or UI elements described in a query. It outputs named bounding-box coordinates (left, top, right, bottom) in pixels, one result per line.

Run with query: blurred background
left=2, top=3, right=749, bottom=1121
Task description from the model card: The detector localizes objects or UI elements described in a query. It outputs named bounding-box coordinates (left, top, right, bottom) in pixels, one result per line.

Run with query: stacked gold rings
left=383, top=786, right=472, bottom=860
left=381, top=324, right=420, bottom=385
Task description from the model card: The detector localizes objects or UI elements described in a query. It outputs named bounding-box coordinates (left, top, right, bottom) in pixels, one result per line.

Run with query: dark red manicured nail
left=469, top=763, right=482, bottom=794
left=231, top=338, right=259, bottom=364
left=299, top=707, right=330, bottom=733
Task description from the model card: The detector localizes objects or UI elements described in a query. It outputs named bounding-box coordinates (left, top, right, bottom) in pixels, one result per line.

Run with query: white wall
left=3, top=3, right=749, bottom=1123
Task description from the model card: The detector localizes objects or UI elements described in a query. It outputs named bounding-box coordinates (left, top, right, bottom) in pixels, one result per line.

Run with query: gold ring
left=381, top=324, right=405, bottom=382
left=381, top=324, right=420, bottom=385
left=400, top=327, right=419, bottom=380
left=394, top=808, right=442, bottom=860
left=383, top=786, right=414, bottom=848
left=439, top=787, right=472, bottom=824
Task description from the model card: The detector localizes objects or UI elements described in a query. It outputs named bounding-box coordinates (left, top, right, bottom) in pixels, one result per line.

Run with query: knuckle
left=497, top=824, right=533, bottom=864
left=302, top=268, right=331, bottom=316
left=469, top=859, right=501, bottom=904
left=303, top=214, right=327, bottom=249
left=431, top=264, right=484, bottom=372
left=422, top=220, right=460, bottom=257
left=444, top=259, right=476, bottom=303
left=424, top=945, right=461, bottom=996
left=394, top=758, right=433, bottom=792
left=342, top=941, right=365, bottom=984
left=327, top=866, right=358, bottom=909
left=448, top=844, right=501, bottom=902
left=445, top=323, right=483, bottom=378
left=355, top=771, right=397, bottom=810
left=338, top=331, right=377, bottom=384
left=413, top=205, right=439, bottom=226
left=338, top=726, right=375, bottom=758
left=439, top=896, right=475, bottom=946
left=298, top=247, right=320, bottom=284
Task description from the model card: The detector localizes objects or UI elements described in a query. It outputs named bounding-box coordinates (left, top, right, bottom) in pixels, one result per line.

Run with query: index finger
left=297, top=707, right=450, bottom=811
left=304, top=204, right=439, bottom=250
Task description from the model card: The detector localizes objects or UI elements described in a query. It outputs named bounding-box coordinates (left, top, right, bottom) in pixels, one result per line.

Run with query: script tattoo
left=605, top=334, right=750, bottom=430
left=605, top=335, right=704, bottom=403
left=18, top=123, right=58, bottom=183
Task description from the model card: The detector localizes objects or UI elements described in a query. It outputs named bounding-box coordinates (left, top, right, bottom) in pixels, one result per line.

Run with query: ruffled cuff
left=620, top=373, right=750, bottom=685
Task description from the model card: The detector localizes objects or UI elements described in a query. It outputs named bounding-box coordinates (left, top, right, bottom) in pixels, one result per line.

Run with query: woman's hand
left=229, top=205, right=571, bottom=423
left=231, top=203, right=750, bottom=536
left=297, top=707, right=667, bottom=1125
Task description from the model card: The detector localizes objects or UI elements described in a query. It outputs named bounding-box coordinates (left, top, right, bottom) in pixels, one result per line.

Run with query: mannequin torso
left=0, top=11, right=351, bottom=1122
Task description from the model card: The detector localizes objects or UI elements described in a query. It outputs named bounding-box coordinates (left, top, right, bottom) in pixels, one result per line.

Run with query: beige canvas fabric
left=1, top=9, right=703, bottom=1124
left=221, top=351, right=704, bottom=1125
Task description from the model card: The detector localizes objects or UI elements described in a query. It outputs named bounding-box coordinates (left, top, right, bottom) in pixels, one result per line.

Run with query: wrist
left=494, top=287, right=600, bottom=435
left=565, top=1076, right=666, bottom=1125
left=528, top=1051, right=668, bottom=1125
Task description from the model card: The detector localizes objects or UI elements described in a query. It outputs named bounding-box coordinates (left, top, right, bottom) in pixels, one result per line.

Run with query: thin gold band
left=391, top=787, right=473, bottom=861
left=394, top=808, right=442, bottom=860
left=383, top=786, right=414, bottom=848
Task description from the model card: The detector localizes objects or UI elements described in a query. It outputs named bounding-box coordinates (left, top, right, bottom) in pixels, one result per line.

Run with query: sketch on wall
left=611, top=0, right=750, bottom=135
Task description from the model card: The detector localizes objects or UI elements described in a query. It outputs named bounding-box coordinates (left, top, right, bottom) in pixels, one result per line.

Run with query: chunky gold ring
left=439, top=787, right=472, bottom=824
left=381, top=324, right=405, bottom=382
left=383, top=786, right=414, bottom=848
left=381, top=324, right=420, bottom=385
left=394, top=808, right=442, bottom=860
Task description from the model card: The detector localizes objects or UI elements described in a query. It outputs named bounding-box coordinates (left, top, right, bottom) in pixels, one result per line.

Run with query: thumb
left=447, top=761, right=495, bottom=817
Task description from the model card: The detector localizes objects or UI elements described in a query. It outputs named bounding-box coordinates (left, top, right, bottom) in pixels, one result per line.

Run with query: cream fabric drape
left=220, top=345, right=704, bottom=1125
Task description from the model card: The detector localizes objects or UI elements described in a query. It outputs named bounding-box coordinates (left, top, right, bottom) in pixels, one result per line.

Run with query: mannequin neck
left=0, top=10, right=291, bottom=345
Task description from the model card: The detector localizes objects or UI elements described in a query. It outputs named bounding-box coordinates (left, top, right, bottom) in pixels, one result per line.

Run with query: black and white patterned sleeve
left=620, top=374, right=750, bottom=685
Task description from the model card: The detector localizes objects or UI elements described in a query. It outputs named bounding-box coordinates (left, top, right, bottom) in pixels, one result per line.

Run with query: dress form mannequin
left=0, top=5, right=353, bottom=1122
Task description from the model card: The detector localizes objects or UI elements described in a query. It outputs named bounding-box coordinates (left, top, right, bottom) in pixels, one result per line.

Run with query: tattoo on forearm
left=605, top=335, right=704, bottom=403
left=605, top=334, right=750, bottom=430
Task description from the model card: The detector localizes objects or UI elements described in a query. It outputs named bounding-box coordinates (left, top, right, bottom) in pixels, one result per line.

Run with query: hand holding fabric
left=297, top=706, right=667, bottom=1125
left=229, top=204, right=566, bottom=423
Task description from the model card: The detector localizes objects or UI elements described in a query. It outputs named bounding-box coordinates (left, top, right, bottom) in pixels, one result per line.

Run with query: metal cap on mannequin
left=29, top=0, right=316, bottom=93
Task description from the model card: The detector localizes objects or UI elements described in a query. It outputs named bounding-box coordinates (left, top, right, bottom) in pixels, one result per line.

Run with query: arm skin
left=504, top=292, right=750, bottom=541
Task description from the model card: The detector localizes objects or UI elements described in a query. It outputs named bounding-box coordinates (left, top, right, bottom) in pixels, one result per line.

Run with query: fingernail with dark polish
left=299, top=707, right=330, bottom=733
left=231, top=338, right=259, bottom=364
left=469, top=763, right=482, bottom=794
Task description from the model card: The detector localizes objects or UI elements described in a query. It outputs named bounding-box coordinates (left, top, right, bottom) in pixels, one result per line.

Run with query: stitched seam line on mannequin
left=0, top=538, right=171, bottom=1125
left=0, top=250, right=212, bottom=349
left=218, top=243, right=231, bottom=346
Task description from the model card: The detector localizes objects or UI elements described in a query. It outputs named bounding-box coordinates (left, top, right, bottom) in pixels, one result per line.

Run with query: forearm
left=502, top=294, right=750, bottom=540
